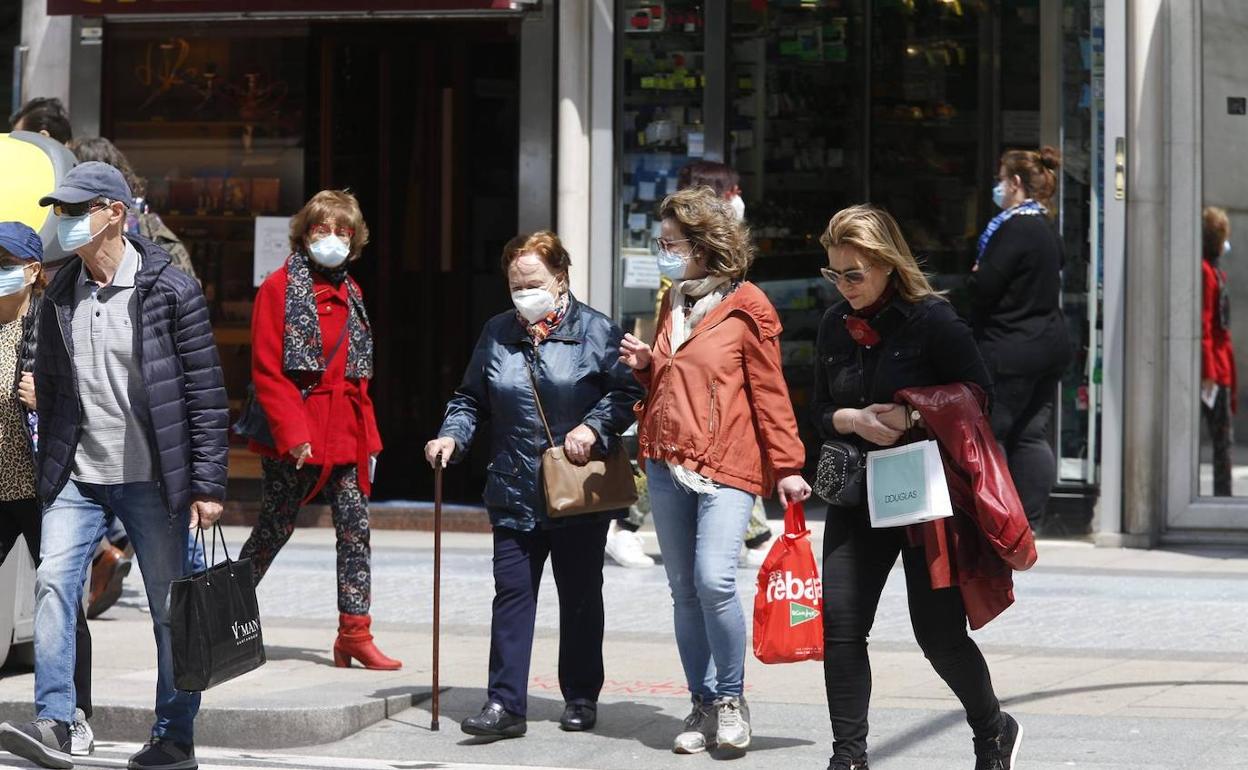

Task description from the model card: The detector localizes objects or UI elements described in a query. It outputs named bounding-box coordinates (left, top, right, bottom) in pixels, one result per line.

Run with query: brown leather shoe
left=87, top=543, right=131, bottom=619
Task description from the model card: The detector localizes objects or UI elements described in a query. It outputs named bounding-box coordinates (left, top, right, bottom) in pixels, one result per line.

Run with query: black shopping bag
left=171, top=525, right=266, bottom=692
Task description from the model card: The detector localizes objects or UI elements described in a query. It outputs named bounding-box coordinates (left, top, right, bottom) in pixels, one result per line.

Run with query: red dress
left=1201, top=258, right=1237, bottom=412
left=250, top=262, right=382, bottom=496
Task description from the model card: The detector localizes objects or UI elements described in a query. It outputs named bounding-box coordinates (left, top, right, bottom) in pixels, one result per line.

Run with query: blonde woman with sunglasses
left=812, top=205, right=1021, bottom=770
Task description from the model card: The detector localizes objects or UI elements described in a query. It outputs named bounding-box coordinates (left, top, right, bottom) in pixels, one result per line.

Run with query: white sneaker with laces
left=714, top=696, right=751, bottom=751
left=672, top=698, right=715, bottom=754
left=604, top=524, right=654, bottom=568
left=70, top=708, right=94, bottom=756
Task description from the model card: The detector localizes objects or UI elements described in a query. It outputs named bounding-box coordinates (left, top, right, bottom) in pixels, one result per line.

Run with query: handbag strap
left=523, top=352, right=557, bottom=450
left=784, top=501, right=809, bottom=538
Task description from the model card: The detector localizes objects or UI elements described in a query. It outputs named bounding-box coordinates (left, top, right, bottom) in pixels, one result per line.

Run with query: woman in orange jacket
left=619, top=187, right=810, bottom=756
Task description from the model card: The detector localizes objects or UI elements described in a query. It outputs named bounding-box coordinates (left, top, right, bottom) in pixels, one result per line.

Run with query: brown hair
left=659, top=186, right=754, bottom=280
left=819, top=204, right=942, bottom=304
left=0, top=247, right=47, bottom=294
left=289, top=189, right=371, bottom=260
left=500, top=230, right=572, bottom=277
left=1000, top=145, right=1062, bottom=215
left=676, top=161, right=740, bottom=198
left=1203, top=206, right=1231, bottom=260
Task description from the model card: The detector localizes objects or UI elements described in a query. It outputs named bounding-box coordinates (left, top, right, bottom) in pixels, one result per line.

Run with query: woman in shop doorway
left=1201, top=206, right=1237, bottom=496
left=425, top=231, right=642, bottom=739
left=618, top=187, right=810, bottom=756
left=240, top=190, right=398, bottom=670
left=968, top=146, right=1071, bottom=530
left=814, top=205, right=1023, bottom=770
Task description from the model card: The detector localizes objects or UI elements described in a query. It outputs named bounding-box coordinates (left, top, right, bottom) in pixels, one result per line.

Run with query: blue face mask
left=656, top=248, right=690, bottom=280
left=309, top=236, right=350, bottom=268
left=0, top=264, right=30, bottom=298
left=57, top=212, right=107, bottom=251
left=992, top=181, right=1008, bottom=210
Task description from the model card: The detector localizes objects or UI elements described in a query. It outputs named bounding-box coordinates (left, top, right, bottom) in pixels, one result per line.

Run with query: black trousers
left=1202, top=386, right=1234, bottom=496
left=991, top=372, right=1061, bottom=528
left=0, top=498, right=93, bottom=719
left=822, top=509, right=1000, bottom=761
left=487, top=520, right=609, bottom=717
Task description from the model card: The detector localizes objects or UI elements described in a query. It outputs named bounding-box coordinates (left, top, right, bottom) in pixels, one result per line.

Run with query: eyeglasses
left=821, top=265, right=873, bottom=287
left=53, top=199, right=109, bottom=218
left=310, top=223, right=355, bottom=240
left=652, top=237, right=692, bottom=253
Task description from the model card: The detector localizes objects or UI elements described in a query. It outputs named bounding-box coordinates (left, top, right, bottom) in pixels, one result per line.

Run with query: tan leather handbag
left=526, top=357, right=638, bottom=518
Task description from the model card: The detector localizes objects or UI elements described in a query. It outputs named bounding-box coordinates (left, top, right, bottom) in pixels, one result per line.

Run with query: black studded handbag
left=814, top=439, right=865, bottom=507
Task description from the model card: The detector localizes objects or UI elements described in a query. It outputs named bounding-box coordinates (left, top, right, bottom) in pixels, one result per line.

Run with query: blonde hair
left=819, top=204, right=943, bottom=303
left=289, top=189, right=371, bottom=261
left=659, top=186, right=754, bottom=281
left=1203, top=206, right=1231, bottom=260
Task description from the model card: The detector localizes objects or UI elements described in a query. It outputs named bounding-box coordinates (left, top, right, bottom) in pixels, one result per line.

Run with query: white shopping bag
left=865, top=440, right=954, bottom=528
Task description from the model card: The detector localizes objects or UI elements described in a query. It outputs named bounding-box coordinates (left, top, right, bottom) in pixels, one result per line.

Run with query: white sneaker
left=70, top=708, right=94, bottom=756
left=672, top=698, right=716, bottom=754
left=742, top=542, right=769, bottom=569
left=714, top=696, right=751, bottom=751
left=605, top=524, right=654, bottom=568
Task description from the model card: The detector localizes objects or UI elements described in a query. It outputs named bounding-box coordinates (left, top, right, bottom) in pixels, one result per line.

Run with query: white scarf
left=664, top=274, right=731, bottom=495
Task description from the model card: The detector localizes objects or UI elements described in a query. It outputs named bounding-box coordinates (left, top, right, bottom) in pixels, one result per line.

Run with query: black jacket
left=813, top=294, right=993, bottom=450
left=967, top=214, right=1071, bottom=376
left=34, top=235, right=229, bottom=516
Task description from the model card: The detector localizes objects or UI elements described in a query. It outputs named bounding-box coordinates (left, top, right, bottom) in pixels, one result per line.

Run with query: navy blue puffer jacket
left=437, top=296, right=643, bottom=531
left=34, top=235, right=229, bottom=517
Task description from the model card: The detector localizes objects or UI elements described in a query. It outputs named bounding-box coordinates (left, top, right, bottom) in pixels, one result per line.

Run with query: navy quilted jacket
left=34, top=235, right=229, bottom=516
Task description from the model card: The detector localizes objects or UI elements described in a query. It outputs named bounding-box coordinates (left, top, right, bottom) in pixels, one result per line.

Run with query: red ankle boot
left=333, top=613, right=402, bottom=670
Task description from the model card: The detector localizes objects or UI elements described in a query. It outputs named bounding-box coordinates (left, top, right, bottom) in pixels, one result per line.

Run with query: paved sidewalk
left=0, top=525, right=1244, bottom=767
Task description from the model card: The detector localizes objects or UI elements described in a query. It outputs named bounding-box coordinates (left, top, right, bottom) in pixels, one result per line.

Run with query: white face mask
left=512, top=286, right=558, bottom=324
left=729, top=194, right=746, bottom=221
left=308, top=235, right=350, bottom=268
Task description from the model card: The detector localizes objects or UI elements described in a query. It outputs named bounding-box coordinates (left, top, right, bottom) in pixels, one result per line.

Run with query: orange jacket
left=634, top=281, right=806, bottom=497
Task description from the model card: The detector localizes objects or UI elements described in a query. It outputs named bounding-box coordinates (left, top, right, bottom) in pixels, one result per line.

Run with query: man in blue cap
left=0, top=221, right=99, bottom=759
left=0, top=162, right=228, bottom=770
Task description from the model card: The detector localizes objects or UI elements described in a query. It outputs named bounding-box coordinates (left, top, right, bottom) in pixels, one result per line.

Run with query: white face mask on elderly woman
left=512, top=287, right=558, bottom=323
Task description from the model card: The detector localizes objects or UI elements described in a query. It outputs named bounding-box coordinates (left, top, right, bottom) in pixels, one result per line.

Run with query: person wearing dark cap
left=10, top=98, right=72, bottom=145
left=0, top=162, right=228, bottom=770
left=0, top=222, right=97, bottom=759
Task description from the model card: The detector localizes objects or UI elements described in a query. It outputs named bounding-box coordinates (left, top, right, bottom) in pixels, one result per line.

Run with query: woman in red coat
left=1201, top=206, right=1237, bottom=496
left=240, top=190, right=397, bottom=669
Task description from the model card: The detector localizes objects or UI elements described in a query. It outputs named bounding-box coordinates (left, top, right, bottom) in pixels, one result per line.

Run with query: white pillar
left=19, top=0, right=72, bottom=109
left=557, top=0, right=592, bottom=304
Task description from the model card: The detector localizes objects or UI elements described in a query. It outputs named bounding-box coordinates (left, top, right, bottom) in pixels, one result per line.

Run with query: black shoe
left=974, top=712, right=1022, bottom=770
left=461, top=702, right=527, bottom=739
left=828, top=757, right=869, bottom=770
left=127, top=738, right=197, bottom=770
left=559, top=700, right=597, bottom=732
left=0, top=719, right=73, bottom=769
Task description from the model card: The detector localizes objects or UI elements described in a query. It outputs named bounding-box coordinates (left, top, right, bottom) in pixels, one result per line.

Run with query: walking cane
left=432, top=453, right=444, bottom=732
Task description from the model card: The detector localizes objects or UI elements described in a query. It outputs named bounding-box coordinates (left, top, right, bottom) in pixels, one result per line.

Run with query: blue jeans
left=647, top=463, right=754, bottom=700
left=36, top=480, right=200, bottom=742
left=106, top=515, right=205, bottom=573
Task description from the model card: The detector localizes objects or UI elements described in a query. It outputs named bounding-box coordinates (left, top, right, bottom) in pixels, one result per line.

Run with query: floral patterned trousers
left=240, top=456, right=372, bottom=614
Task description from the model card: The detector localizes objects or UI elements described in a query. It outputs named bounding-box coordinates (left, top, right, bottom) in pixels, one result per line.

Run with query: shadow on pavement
left=263, top=645, right=334, bottom=666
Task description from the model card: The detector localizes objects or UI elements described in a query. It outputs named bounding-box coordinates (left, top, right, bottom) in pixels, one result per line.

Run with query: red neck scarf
left=844, top=283, right=897, bottom=347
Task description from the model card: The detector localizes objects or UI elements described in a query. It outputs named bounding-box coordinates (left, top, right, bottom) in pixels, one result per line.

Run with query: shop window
left=104, top=24, right=308, bottom=480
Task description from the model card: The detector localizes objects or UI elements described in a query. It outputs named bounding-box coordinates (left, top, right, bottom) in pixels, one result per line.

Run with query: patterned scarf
left=522, top=291, right=570, bottom=343
left=976, top=199, right=1047, bottom=265
left=282, top=252, right=374, bottom=379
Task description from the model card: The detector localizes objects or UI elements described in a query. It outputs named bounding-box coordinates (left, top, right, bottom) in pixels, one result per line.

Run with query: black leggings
left=990, top=373, right=1061, bottom=528
left=0, top=498, right=93, bottom=719
left=822, top=508, right=1000, bottom=761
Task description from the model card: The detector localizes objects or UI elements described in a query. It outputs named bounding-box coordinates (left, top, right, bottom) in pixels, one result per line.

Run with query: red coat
left=895, top=383, right=1037, bottom=630
left=1202, top=258, right=1237, bottom=411
left=250, top=261, right=382, bottom=496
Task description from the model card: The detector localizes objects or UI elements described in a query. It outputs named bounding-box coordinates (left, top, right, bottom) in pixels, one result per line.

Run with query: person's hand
left=16, top=372, right=35, bottom=410
left=424, top=437, right=456, bottom=468
left=777, top=474, right=812, bottom=506
left=189, top=498, right=223, bottom=530
left=564, top=424, right=597, bottom=465
left=850, top=406, right=903, bottom=446
left=618, top=333, right=653, bottom=370
left=872, top=403, right=910, bottom=433
left=289, top=442, right=313, bottom=469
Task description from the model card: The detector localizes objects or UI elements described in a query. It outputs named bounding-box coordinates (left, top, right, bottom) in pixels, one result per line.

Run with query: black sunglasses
left=52, top=199, right=110, bottom=218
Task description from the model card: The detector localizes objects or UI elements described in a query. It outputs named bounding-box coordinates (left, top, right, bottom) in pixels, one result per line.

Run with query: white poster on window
left=253, top=216, right=291, bottom=287
left=622, top=255, right=662, bottom=290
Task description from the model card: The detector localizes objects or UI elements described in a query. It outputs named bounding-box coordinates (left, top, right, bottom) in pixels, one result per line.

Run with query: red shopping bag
left=752, top=501, right=823, bottom=663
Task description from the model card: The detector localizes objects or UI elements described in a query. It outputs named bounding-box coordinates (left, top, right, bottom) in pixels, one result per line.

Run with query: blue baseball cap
left=38, top=161, right=134, bottom=208
left=0, top=222, right=43, bottom=262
